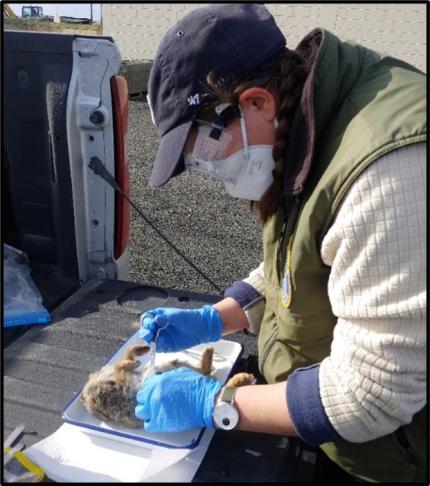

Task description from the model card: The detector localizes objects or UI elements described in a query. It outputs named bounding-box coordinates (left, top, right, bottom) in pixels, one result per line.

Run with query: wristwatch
left=213, top=386, right=239, bottom=430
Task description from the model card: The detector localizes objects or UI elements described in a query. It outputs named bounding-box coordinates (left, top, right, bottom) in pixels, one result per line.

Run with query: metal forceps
left=146, top=315, right=170, bottom=377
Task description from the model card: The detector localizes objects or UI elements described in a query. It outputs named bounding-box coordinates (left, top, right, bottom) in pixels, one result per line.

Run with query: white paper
left=25, top=423, right=215, bottom=482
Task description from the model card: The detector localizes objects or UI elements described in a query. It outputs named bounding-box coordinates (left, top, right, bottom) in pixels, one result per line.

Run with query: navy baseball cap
left=147, top=4, right=286, bottom=187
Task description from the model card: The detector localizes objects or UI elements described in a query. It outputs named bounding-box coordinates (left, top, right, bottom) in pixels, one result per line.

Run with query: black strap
left=88, top=157, right=223, bottom=294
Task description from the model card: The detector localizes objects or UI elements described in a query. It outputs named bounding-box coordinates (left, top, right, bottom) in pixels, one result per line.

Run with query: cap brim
left=149, top=121, right=193, bottom=187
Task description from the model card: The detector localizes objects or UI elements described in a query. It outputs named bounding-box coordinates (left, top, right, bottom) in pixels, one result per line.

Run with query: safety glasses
left=184, top=116, right=248, bottom=183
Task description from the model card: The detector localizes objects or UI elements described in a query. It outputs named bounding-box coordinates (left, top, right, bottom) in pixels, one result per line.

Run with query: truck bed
left=4, top=279, right=318, bottom=482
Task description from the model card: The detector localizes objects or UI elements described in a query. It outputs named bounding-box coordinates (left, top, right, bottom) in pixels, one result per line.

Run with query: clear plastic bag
left=3, top=244, right=51, bottom=327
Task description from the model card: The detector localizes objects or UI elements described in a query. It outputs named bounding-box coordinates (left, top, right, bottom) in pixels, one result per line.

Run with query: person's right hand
left=139, top=305, right=224, bottom=352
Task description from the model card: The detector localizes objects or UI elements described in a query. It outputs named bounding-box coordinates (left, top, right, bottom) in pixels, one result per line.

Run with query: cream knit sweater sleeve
left=318, top=142, right=426, bottom=442
left=242, top=262, right=265, bottom=334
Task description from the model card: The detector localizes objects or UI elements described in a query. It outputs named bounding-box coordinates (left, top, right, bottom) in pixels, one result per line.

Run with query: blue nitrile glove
left=139, top=305, right=223, bottom=352
left=135, top=367, right=223, bottom=432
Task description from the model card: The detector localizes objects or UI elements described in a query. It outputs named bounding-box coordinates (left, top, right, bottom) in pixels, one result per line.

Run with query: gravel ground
left=126, top=96, right=264, bottom=298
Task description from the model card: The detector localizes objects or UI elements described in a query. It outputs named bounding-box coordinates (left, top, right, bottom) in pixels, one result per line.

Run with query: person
left=135, top=4, right=426, bottom=483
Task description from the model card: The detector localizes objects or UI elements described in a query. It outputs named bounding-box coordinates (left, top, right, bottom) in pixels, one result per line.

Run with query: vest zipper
left=260, top=333, right=279, bottom=377
left=277, top=196, right=301, bottom=278
left=395, top=428, right=417, bottom=465
left=277, top=220, right=288, bottom=277
left=261, top=196, right=302, bottom=377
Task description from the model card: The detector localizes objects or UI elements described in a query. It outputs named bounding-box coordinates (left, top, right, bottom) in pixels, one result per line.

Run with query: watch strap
left=220, top=386, right=237, bottom=405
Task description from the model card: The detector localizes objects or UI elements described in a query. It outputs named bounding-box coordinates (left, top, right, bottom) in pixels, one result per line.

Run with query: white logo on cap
left=187, top=93, right=200, bottom=106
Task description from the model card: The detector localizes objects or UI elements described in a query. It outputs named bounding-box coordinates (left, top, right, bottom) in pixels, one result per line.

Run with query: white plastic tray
left=62, top=332, right=242, bottom=449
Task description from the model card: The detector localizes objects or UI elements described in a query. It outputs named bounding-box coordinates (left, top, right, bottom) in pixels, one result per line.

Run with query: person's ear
left=238, top=87, right=277, bottom=122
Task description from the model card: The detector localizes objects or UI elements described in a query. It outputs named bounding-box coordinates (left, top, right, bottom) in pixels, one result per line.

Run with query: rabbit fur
left=80, top=344, right=255, bottom=429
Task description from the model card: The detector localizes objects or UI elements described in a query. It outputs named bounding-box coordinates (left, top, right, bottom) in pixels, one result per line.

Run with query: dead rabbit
left=80, top=344, right=255, bottom=428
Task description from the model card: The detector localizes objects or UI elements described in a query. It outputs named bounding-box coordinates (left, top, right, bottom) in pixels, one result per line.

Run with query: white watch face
left=213, top=402, right=239, bottom=430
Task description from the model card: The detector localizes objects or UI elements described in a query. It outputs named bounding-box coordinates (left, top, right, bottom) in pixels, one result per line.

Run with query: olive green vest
left=259, top=30, right=427, bottom=482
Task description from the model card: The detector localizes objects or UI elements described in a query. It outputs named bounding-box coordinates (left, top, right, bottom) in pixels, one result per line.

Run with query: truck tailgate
left=3, top=279, right=315, bottom=482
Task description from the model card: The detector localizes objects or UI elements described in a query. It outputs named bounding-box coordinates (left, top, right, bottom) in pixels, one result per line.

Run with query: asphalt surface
left=126, top=95, right=263, bottom=298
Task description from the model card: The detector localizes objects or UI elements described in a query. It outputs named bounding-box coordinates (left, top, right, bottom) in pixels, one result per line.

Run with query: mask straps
left=238, top=105, right=249, bottom=158
left=239, top=105, right=279, bottom=157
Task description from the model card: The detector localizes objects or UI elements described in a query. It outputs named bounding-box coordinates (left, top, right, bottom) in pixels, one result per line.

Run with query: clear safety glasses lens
left=184, top=121, right=243, bottom=182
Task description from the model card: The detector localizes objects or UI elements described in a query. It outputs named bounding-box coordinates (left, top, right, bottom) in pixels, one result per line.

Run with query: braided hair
left=199, top=47, right=310, bottom=224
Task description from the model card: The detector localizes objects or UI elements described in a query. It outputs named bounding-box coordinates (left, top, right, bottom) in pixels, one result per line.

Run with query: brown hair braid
left=199, top=48, right=310, bottom=224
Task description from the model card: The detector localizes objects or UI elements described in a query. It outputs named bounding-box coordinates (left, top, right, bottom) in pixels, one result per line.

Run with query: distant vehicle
left=21, top=5, right=53, bottom=21
left=60, top=16, right=92, bottom=24
left=20, top=5, right=92, bottom=24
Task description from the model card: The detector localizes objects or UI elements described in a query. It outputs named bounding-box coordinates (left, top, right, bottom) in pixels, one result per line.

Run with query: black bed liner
left=3, top=279, right=319, bottom=482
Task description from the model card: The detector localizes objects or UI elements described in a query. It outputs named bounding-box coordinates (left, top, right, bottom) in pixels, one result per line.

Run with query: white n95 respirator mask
left=184, top=110, right=277, bottom=201
left=222, top=145, right=275, bottom=200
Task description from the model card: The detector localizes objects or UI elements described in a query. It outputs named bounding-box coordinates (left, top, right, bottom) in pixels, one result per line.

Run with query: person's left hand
left=135, top=367, right=223, bottom=433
